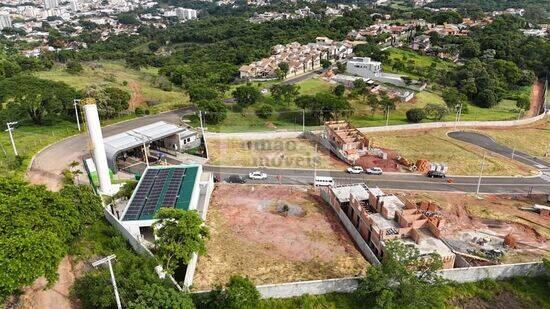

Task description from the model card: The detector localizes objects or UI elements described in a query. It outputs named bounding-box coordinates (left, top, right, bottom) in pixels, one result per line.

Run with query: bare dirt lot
left=193, top=184, right=367, bottom=290
left=388, top=191, right=550, bottom=264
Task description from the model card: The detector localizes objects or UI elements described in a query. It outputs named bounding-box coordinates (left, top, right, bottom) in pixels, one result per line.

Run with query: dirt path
left=128, top=81, right=145, bottom=110
left=18, top=256, right=85, bottom=309
left=528, top=80, right=544, bottom=117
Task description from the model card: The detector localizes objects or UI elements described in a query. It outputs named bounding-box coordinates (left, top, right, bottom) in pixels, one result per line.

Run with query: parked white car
left=366, top=167, right=383, bottom=175
left=346, top=166, right=364, bottom=174
left=248, top=171, right=268, bottom=180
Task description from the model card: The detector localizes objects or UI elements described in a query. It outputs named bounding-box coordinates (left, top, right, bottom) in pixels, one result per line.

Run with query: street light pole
left=385, top=105, right=390, bottom=126
left=74, top=99, right=81, bottom=131
left=475, top=152, right=486, bottom=196
left=92, top=255, right=122, bottom=309
left=6, top=122, right=18, bottom=156
left=302, top=109, right=305, bottom=132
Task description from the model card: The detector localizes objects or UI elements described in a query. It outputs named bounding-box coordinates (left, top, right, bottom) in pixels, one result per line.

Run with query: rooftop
left=104, top=121, right=192, bottom=156
left=331, top=183, right=370, bottom=203
left=399, top=228, right=454, bottom=258
left=121, top=165, right=201, bottom=221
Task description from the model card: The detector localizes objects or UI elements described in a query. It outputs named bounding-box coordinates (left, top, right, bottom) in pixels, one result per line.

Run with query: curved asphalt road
left=448, top=131, right=550, bottom=172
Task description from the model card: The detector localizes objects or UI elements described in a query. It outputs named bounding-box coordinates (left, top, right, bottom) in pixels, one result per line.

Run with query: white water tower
left=83, top=103, right=116, bottom=195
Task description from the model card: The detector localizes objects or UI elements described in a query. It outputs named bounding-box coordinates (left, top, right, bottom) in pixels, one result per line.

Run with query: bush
left=199, top=275, right=260, bottom=309
left=406, top=108, right=426, bottom=123
left=255, top=104, right=273, bottom=119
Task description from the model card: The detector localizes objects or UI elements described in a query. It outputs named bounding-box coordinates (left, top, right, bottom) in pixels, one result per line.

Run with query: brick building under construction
left=322, top=183, right=455, bottom=269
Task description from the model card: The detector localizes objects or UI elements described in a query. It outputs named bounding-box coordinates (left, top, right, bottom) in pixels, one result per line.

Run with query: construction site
left=312, top=120, right=448, bottom=173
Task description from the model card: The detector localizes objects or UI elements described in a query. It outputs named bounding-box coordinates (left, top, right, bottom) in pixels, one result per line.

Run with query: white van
left=314, top=176, right=334, bottom=187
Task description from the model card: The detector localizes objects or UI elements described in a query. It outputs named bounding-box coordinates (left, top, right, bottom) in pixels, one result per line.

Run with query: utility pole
left=92, top=255, right=122, bottom=309
left=475, top=152, right=486, bottom=196
left=454, top=103, right=462, bottom=129
left=314, top=143, right=317, bottom=183
left=73, top=99, right=81, bottom=131
left=511, top=145, right=516, bottom=159
left=385, top=105, right=390, bottom=126
left=6, top=121, right=18, bottom=156
left=302, top=109, right=305, bottom=132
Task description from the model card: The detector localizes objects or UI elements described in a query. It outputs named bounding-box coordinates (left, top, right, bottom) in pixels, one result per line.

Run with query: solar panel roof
left=122, top=165, right=200, bottom=221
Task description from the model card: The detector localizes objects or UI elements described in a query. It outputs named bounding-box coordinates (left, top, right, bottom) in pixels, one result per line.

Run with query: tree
left=223, top=275, right=260, bottom=309
left=320, top=59, right=331, bottom=69
left=401, top=76, right=413, bottom=86
left=277, top=62, right=289, bottom=79
left=84, top=86, right=130, bottom=118
left=353, top=44, right=389, bottom=62
left=336, top=62, right=346, bottom=73
left=0, top=179, right=102, bottom=300
left=105, top=87, right=131, bottom=113
left=516, top=96, right=530, bottom=110
left=355, top=240, right=444, bottom=308
left=0, top=75, right=77, bottom=124
left=475, top=89, right=498, bottom=108
left=232, top=85, right=261, bottom=107
left=352, top=79, right=366, bottom=96
left=118, top=13, right=140, bottom=25
left=442, top=87, right=465, bottom=110
left=424, top=103, right=448, bottom=121
left=333, top=84, right=346, bottom=97
left=148, top=41, right=160, bottom=52
left=255, top=104, right=273, bottom=119
left=406, top=108, right=426, bottom=123
left=65, top=60, right=83, bottom=74
left=128, top=284, right=195, bottom=309
left=270, top=84, right=299, bottom=105
left=197, top=99, right=227, bottom=124
left=202, top=275, right=260, bottom=309
left=154, top=209, right=209, bottom=274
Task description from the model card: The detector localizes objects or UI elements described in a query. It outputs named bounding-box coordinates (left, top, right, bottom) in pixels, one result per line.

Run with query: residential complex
left=239, top=37, right=353, bottom=79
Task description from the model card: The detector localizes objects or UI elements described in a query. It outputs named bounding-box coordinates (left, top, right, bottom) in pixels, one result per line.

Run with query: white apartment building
left=346, top=57, right=382, bottom=78
left=70, top=0, right=80, bottom=12
left=44, top=0, right=59, bottom=10
left=175, top=8, right=197, bottom=20
left=0, top=13, right=11, bottom=30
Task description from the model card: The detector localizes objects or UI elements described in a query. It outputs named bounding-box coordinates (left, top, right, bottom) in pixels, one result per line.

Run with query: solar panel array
left=122, top=169, right=159, bottom=220
left=140, top=169, right=170, bottom=217
left=122, top=167, right=199, bottom=221
left=162, top=168, right=186, bottom=207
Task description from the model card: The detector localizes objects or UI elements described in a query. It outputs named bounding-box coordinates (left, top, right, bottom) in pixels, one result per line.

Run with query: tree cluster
left=0, top=180, right=102, bottom=300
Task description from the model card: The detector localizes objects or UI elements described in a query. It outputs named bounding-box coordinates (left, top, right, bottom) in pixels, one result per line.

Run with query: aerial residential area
left=0, top=0, right=549, bottom=308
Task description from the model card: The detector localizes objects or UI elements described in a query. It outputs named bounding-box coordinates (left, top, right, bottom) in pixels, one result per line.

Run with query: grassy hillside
left=35, top=61, right=190, bottom=113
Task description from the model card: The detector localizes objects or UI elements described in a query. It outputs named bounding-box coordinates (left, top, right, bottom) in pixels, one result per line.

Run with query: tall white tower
left=83, top=103, right=115, bottom=195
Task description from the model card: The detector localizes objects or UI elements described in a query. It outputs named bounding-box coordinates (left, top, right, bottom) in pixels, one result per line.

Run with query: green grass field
left=35, top=61, right=189, bottom=113
left=296, top=77, right=333, bottom=95
left=382, top=48, right=456, bottom=78
left=0, top=121, right=78, bottom=178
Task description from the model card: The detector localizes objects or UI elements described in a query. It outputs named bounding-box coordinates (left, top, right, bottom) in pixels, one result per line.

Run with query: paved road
left=448, top=131, right=550, bottom=171
left=28, top=108, right=194, bottom=190
left=204, top=166, right=550, bottom=194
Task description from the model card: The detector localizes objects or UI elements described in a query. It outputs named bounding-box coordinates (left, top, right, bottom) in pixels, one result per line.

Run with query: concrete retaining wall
left=205, top=112, right=548, bottom=140
left=438, top=261, right=545, bottom=283
left=103, top=207, right=154, bottom=256
left=237, top=261, right=546, bottom=299
left=256, top=277, right=360, bottom=299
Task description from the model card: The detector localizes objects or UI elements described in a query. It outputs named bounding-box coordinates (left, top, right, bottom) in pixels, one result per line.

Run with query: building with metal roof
left=103, top=121, right=198, bottom=172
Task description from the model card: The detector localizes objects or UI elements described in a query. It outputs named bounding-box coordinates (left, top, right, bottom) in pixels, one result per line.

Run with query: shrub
left=406, top=108, right=426, bottom=123
left=255, top=104, right=273, bottom=119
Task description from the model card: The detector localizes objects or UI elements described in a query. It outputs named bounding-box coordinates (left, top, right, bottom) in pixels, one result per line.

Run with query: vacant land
left=36, top=61, right=189, bottom=113
left=207, top=138, right=347, bottom=169
left=295, top=77, right=333, bottom=95
left=382, top=48, right=455, bottom=77
left=368, top=129, right=534, bottom=176
left=193, top=185, right=367, bottom=290
left=477, top=119, right=550, bottom=157
left=390, top=191, right=550, bottom=264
